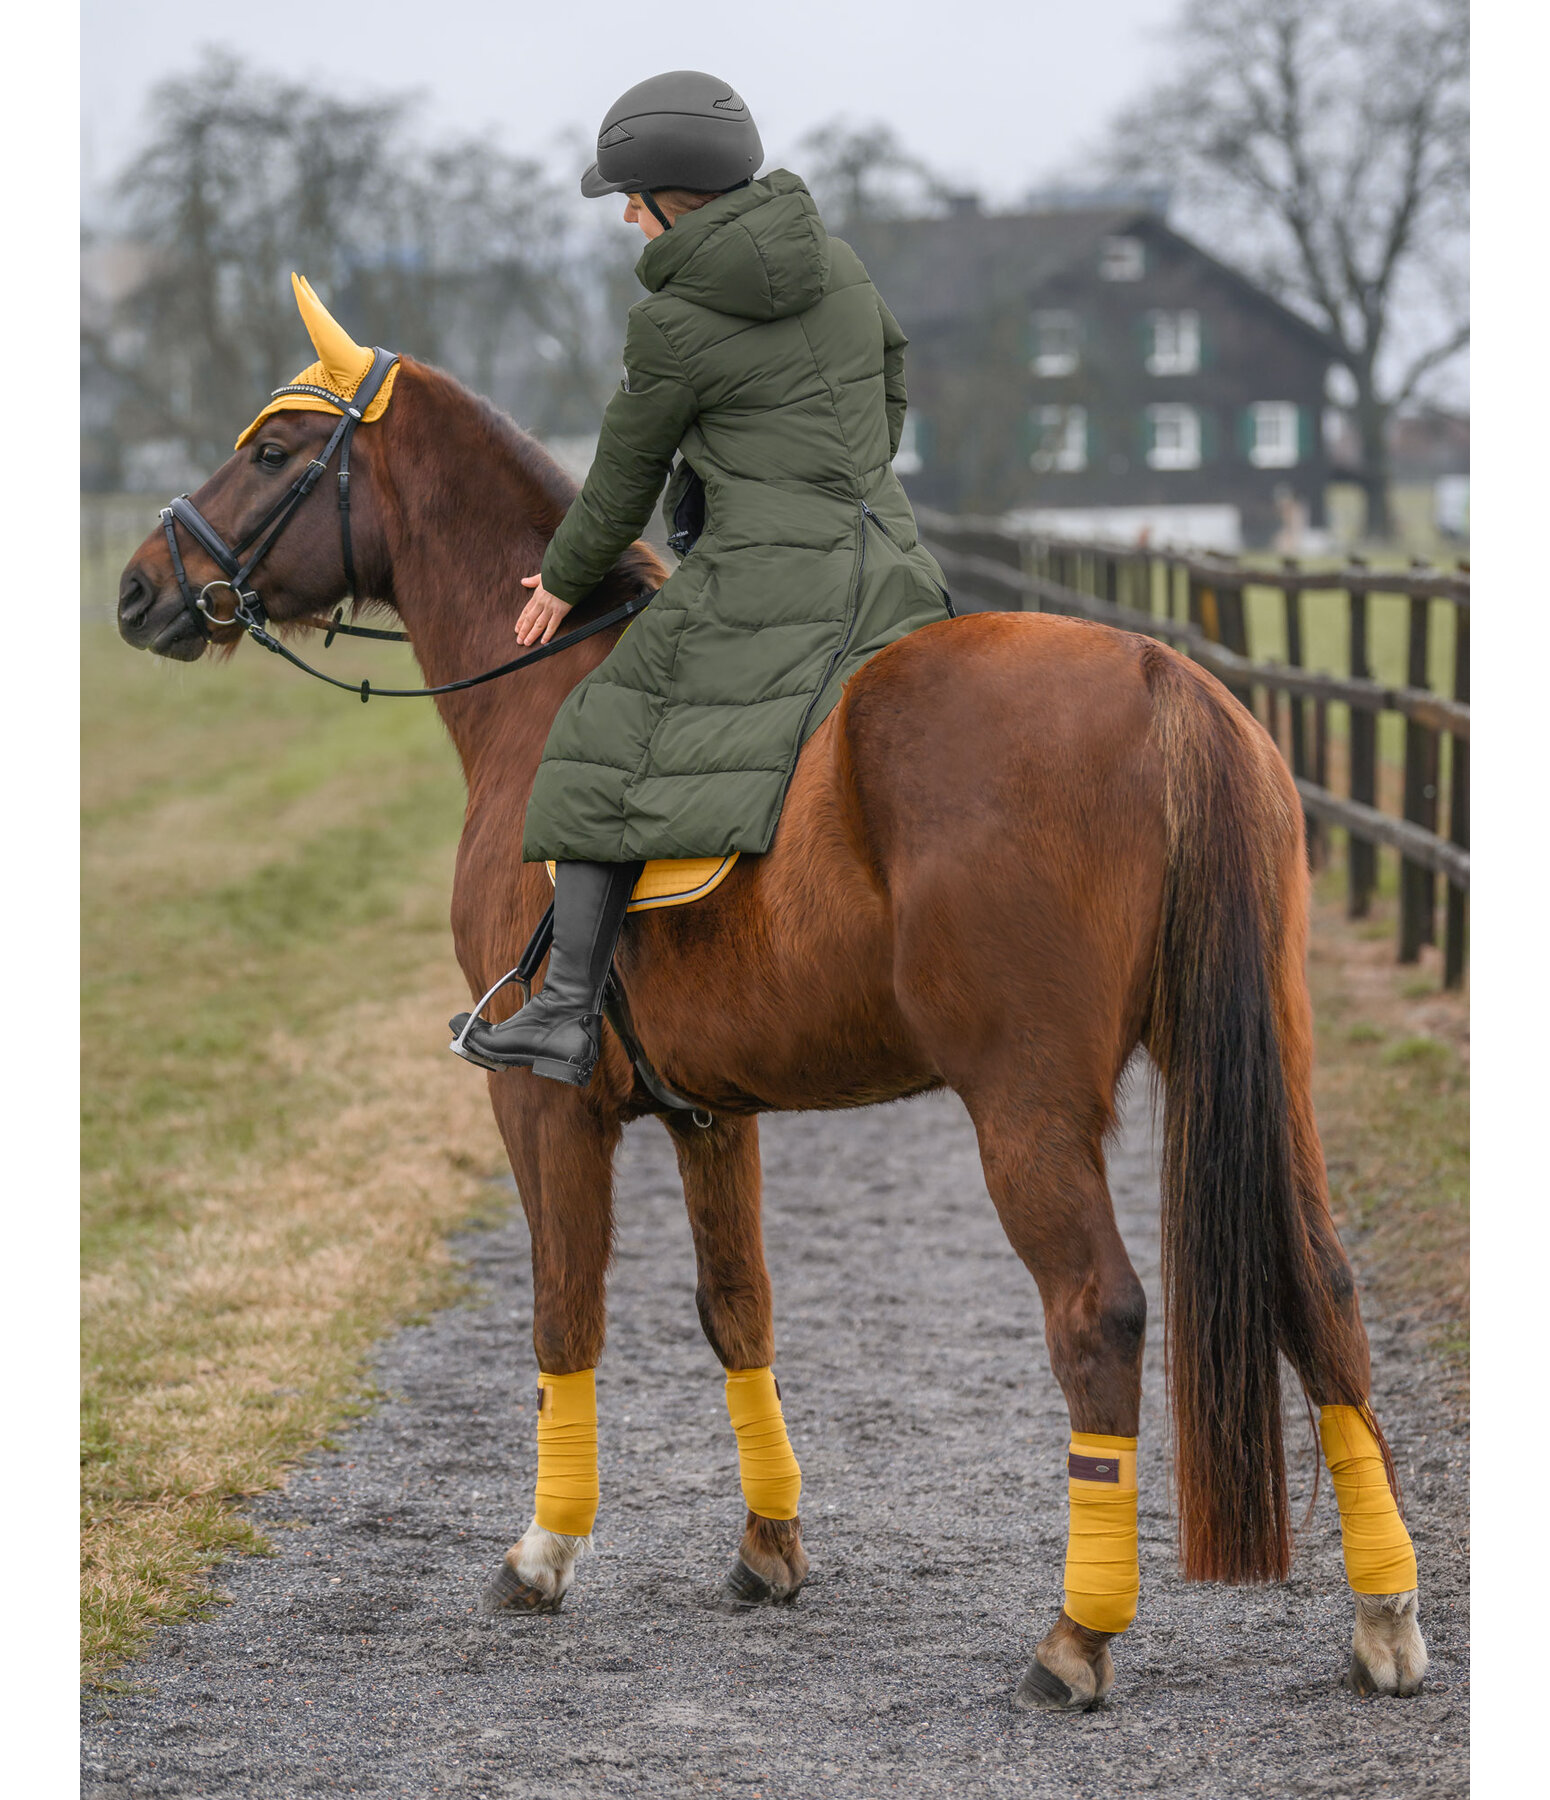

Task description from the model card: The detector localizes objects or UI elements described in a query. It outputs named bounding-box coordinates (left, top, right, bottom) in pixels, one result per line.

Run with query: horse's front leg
left=666, top=1113, right=809, bottom=1606
left=483, top=1079, right=621, bottom=1615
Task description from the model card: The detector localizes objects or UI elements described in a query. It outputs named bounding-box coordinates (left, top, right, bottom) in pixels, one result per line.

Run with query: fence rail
left=916, top=509, right=1470, bottom=988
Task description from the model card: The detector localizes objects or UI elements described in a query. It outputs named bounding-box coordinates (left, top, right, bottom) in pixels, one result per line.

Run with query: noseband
left=156, top=347, right=656, bottom=703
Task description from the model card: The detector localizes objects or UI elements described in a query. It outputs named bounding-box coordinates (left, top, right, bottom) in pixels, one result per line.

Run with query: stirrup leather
left=449, top=906, right=713, bottom=1128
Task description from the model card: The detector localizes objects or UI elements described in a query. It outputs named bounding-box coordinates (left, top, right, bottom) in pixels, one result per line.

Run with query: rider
left=452, top=71, right=952, bottom=1085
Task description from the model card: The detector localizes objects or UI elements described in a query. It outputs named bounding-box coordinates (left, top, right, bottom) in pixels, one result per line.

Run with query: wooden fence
left=916, top=509, right=1470, bottom=988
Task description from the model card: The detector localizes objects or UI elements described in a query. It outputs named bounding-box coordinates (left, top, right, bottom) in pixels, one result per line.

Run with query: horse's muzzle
left=117, top=566, right=206, bottom=661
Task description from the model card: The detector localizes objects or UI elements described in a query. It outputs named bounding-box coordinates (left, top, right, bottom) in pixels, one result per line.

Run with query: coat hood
left=635, top=169, right=831, bottom=321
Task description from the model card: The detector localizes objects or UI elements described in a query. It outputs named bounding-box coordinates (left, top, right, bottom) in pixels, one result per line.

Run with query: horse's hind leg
left=1276, top=955, right=1428, bottom=1697
left=482, top=1082, right=620, bottom=1615
left=964, top=1079, right=1148, bottom=1712
left=666, top=1113, right=809, bottom=1606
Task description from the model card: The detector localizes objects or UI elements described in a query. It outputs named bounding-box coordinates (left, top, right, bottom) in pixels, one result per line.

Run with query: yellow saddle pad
left=545, top=854, right=739, bottom=913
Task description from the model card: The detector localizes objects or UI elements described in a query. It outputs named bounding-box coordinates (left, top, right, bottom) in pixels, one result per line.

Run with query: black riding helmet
left=580, top=70, right=763, bottom=228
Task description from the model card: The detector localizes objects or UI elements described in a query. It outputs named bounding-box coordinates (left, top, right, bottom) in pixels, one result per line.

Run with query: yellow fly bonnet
left=234, top=273, right=401, bottom=449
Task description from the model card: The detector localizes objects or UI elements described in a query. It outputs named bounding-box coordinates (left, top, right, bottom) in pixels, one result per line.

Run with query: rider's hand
left=515, top=575, right=574, bottom=646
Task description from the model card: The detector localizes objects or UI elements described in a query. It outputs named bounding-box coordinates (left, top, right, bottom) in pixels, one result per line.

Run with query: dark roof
left=854, top=207, right=1144, bottom=330
left=854, top=206, right=1341, bottom=360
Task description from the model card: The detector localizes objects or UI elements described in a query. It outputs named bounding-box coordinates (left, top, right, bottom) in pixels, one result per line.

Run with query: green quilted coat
left=523, top=168, right=952, bottom=864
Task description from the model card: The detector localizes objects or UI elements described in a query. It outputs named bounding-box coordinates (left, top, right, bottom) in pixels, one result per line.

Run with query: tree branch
left=1389, top=321, right=1471, bottom=411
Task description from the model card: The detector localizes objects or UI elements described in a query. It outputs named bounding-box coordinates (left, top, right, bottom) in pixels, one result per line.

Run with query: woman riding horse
left=450, top=71, right=953, bottom=1084
left=116, top=68, right=1428, bottom=1711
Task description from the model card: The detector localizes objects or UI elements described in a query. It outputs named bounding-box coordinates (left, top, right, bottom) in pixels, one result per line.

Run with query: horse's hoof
left=723, top=1512, right=807, bottom=1609
left=1348, top=1590, right=1428, bottom=1698
left=1015, top=1610, right=1116, bottom=1712
left=482, top=1557, right=564, bottom=1615
left=722, top=1557, right=780, bottom=1608
left=1014, top=1656, right=1086, bottom=1712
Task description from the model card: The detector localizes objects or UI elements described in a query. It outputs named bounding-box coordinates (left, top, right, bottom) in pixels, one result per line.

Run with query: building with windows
left=854, top=201, right=1339, bottom=551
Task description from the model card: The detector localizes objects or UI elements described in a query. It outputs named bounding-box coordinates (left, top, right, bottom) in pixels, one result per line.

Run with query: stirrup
left=448, top=904, right=556, bottom=1070
left=449, top=966, right=532, bottom=1071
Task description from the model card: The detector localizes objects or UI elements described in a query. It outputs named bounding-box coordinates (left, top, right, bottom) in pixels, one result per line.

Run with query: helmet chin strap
left=640, top=189, right=674, bottom=232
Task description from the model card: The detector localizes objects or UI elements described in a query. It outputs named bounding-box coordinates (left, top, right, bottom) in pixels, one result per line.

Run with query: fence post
left=1399, top=592, right=1439, bottom=961
left=1217, top=576, right=1249, bottom=656
left=1283, top=571, right=1321, bottom=864
left=1312, top=694, right=1331, bottom=870
left=1444, top=599, right=1470, bottom=988
left=1346, top=581, right=1377, bottom=917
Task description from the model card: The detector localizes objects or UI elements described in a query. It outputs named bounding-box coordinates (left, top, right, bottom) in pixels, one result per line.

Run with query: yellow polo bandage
left=725, top=1367, right=801, bottom=1520
left=533, top=1369, right=599, bottom=1537
left=1063, top=1432, right=1139, bottom=1635
left=1320, top=1405, right=1418, bottom=1594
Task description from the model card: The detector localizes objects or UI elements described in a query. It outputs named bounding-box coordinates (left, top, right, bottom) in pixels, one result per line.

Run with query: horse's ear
left=291, top=273, right=372, bottom=394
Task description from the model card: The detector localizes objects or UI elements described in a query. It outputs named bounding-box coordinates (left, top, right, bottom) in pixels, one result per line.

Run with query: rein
left=159, top=347, right=656, bottom=702
left=215, top=585, right=655, bottom=704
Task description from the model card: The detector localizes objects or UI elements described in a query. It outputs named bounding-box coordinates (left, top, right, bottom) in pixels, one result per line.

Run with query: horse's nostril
left=118, top=569, right=154, bottom=628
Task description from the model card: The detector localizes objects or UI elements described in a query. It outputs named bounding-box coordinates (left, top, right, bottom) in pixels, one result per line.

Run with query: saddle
left=546, top=854, right=739, bottom=914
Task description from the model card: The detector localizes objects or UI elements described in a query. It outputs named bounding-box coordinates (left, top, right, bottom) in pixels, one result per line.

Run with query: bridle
left=158, top=345, right=655, bottom=702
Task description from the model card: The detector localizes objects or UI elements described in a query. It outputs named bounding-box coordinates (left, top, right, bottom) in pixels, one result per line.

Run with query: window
left=1146, top=404, right=1201, bottom=470
left=1248, top=401, right=1299, bottom=468
left=1147, top=310, right=1200, bottom=375
left=893, top=414, right=923, bottom=475
left=1100, top=235, right=1145, bottom=281
left=1031, top=405, right=1088, bottom=472
left=1031, top=310, right=1080, bottom=376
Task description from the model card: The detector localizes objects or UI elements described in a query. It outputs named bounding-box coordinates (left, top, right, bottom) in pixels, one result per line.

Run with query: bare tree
left=796, top=121, right=951, bottom=236
left=82, top=49, right=635, bottom=483
left=1101, top=0, right=1467, bottom=537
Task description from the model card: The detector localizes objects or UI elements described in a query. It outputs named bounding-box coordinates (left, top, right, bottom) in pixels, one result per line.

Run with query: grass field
left=80, top=523, right=1467, bottom=1677
left=1304, top=856, right=1469, bottom=1370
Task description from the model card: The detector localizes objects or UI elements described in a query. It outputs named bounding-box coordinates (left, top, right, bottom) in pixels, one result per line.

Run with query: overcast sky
left=81, top=0, right=1183, bottom=209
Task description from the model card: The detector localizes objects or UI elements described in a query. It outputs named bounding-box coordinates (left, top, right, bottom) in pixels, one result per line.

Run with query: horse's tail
left=1139, top=642, right=1373, bottom=1584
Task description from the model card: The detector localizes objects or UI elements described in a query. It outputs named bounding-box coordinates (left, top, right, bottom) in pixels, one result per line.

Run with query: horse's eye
left=258, top=444, right=288, bottom=468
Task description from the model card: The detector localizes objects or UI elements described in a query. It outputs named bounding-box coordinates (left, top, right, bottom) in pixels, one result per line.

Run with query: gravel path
left=82, top=1079, right=1468, bottom=1798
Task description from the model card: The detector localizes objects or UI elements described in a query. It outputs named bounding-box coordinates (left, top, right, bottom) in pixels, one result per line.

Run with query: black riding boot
left=449, top=860, right=643, bottom=1086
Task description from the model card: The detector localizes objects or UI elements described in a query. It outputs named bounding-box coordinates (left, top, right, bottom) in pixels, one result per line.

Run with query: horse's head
left=118, top=275, right=402, bottom=661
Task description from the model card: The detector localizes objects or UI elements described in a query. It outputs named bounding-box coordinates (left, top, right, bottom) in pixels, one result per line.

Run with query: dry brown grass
left=81, top=959, right=506, bottom=1672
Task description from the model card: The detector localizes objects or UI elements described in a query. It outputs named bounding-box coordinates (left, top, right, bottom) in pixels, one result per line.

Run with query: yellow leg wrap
left=1063, top=1432, right=1139, bottom=1635
left=724, top=1367, right=801, bottom=1520
left=1320, top=1405, right=1417, bottom=1594
left=533, top=1369, right=599, bottom=1537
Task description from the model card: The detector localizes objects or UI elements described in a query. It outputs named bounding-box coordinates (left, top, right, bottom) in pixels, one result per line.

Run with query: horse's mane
left=470, top=390, right=584, bottom=516
left=412, top=361, right=666, bottom=602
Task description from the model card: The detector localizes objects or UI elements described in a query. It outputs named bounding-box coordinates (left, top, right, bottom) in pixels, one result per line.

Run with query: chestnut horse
left=117, top=353, right=1426, bottom=1707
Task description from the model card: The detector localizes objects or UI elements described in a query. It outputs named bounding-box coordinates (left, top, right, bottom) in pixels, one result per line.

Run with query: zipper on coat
left=860, top=499, right=891, bottom=540
left=862, top=496, right=956, bottom=616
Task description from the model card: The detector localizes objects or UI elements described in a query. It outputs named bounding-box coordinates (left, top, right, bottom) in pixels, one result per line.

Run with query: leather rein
left=159, top=346, right=655, bottom=703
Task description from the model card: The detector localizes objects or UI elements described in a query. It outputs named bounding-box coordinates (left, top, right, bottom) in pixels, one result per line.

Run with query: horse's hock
left=79, top=1086, right=1469, bottom=1796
